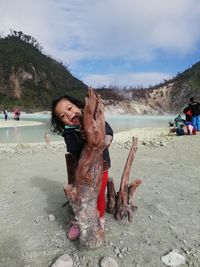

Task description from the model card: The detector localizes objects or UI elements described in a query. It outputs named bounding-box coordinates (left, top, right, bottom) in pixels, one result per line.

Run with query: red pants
left=97, top=170, right=108, bottom=217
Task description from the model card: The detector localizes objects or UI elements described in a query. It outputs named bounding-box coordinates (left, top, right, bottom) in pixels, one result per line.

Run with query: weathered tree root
left=107, top=137, right=142, bottom=222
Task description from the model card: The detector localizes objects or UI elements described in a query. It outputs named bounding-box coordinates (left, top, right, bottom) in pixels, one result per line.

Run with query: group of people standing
left=183, top=97, right=200, bottom=131
left=171, top=97, right=200, bottom=136
left=3, top=108, right=21, bottom=121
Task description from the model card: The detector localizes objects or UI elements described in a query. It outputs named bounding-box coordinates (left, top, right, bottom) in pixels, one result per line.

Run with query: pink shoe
left=67, top=224, right=80, bottom=241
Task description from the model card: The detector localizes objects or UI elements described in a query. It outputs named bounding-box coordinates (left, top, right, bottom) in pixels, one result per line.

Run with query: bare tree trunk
left=64, top=89, right=110, bottom=249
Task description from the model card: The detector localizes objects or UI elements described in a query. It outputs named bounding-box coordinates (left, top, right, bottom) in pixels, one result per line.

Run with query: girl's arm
left=63, top=129, right=84, bottom=161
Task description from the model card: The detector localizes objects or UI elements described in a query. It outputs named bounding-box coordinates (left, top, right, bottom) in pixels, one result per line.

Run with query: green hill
left=1, top=31, right=200, bottom=114
left=0, top=32, right=87, bottom=111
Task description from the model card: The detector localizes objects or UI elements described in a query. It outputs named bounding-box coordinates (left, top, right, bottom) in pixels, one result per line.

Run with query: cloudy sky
left=1, top=0, right=200, bottom=88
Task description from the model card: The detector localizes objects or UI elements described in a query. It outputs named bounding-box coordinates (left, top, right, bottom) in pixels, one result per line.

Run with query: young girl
left=51, top=93, right=113, bottom=241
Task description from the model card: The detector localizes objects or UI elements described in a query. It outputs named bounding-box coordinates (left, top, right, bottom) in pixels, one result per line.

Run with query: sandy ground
left=0, top=119, right=43, bottom=128
left=0, top=128, right=200, bottom=267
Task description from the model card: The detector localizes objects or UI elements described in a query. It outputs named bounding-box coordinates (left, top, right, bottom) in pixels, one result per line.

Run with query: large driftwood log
left=64, top=88, right=141, bottom=249
left=107, top=137, right=142, bottom=222
left=64, top=89, right=111, bottom=249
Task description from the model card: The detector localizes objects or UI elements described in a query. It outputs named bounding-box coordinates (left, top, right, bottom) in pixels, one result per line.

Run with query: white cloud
left=83, top=72, right=172, bottom=88
left=0, top=0, right=199, bottom=87
left=1, top=0, right=200, bottom=64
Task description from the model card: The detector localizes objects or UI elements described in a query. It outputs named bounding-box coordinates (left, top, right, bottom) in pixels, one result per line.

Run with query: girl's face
left=55, top=99, right=81, bottom=126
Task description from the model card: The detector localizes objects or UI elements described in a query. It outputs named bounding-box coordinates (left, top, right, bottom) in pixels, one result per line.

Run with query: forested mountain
left=0, top=31, right=87, bottom=111
left=0, top=31, right=200, bottom=114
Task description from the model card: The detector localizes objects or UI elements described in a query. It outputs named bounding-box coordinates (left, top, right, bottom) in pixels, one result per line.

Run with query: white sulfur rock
left=51, top=254, right=73, bottom=267
left=161, top=250, right=186, bottom=266
left=100, top=256, right=118, bottom=267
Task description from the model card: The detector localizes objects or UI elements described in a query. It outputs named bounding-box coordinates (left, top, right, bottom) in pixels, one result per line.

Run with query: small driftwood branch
left=107, top=137, right=142, bottom=222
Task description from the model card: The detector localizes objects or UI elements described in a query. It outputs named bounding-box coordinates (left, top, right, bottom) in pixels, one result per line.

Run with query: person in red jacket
left=183, top=105, right=192, bottom=123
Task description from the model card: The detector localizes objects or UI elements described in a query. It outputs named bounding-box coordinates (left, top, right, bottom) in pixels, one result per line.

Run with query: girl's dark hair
left=50, top=95, right=85, bottom=135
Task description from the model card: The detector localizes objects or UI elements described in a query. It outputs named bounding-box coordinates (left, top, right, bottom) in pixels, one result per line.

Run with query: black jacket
left=62, top=122, right=113, bottom=169
left=189, top=101, right=200, bottom=116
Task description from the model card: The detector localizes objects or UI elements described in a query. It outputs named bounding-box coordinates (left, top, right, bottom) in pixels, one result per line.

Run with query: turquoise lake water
left=0, top=113, right=175, bottom=143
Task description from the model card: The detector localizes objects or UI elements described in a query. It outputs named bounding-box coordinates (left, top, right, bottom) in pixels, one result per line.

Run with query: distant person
left=188, top=97, right=200, bottom=131
left=183, top=105, right=192, bottom=123
left=3, top=109, right=8, bottom=121
left=14, top=109, right=21, bottom=121
left=174, top=114, right=186, bottom=135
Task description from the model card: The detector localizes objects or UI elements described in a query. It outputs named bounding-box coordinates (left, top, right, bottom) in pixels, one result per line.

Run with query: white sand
left=0, top=128, right=200, bottom=266
left=113, top=127, right=173, bottom=148
left=0, top=119, right=44, bottom=128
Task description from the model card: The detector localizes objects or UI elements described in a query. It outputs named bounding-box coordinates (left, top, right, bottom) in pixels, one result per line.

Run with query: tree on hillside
left=5, top=29, right=43, bottom=52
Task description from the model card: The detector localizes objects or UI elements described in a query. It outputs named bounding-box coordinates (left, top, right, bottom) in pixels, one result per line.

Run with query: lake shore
left=0, top=119, right=44, bottom=128
left=0, top=116, right=172, bottom=145
left=0, top=128, right=200, bottom=266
